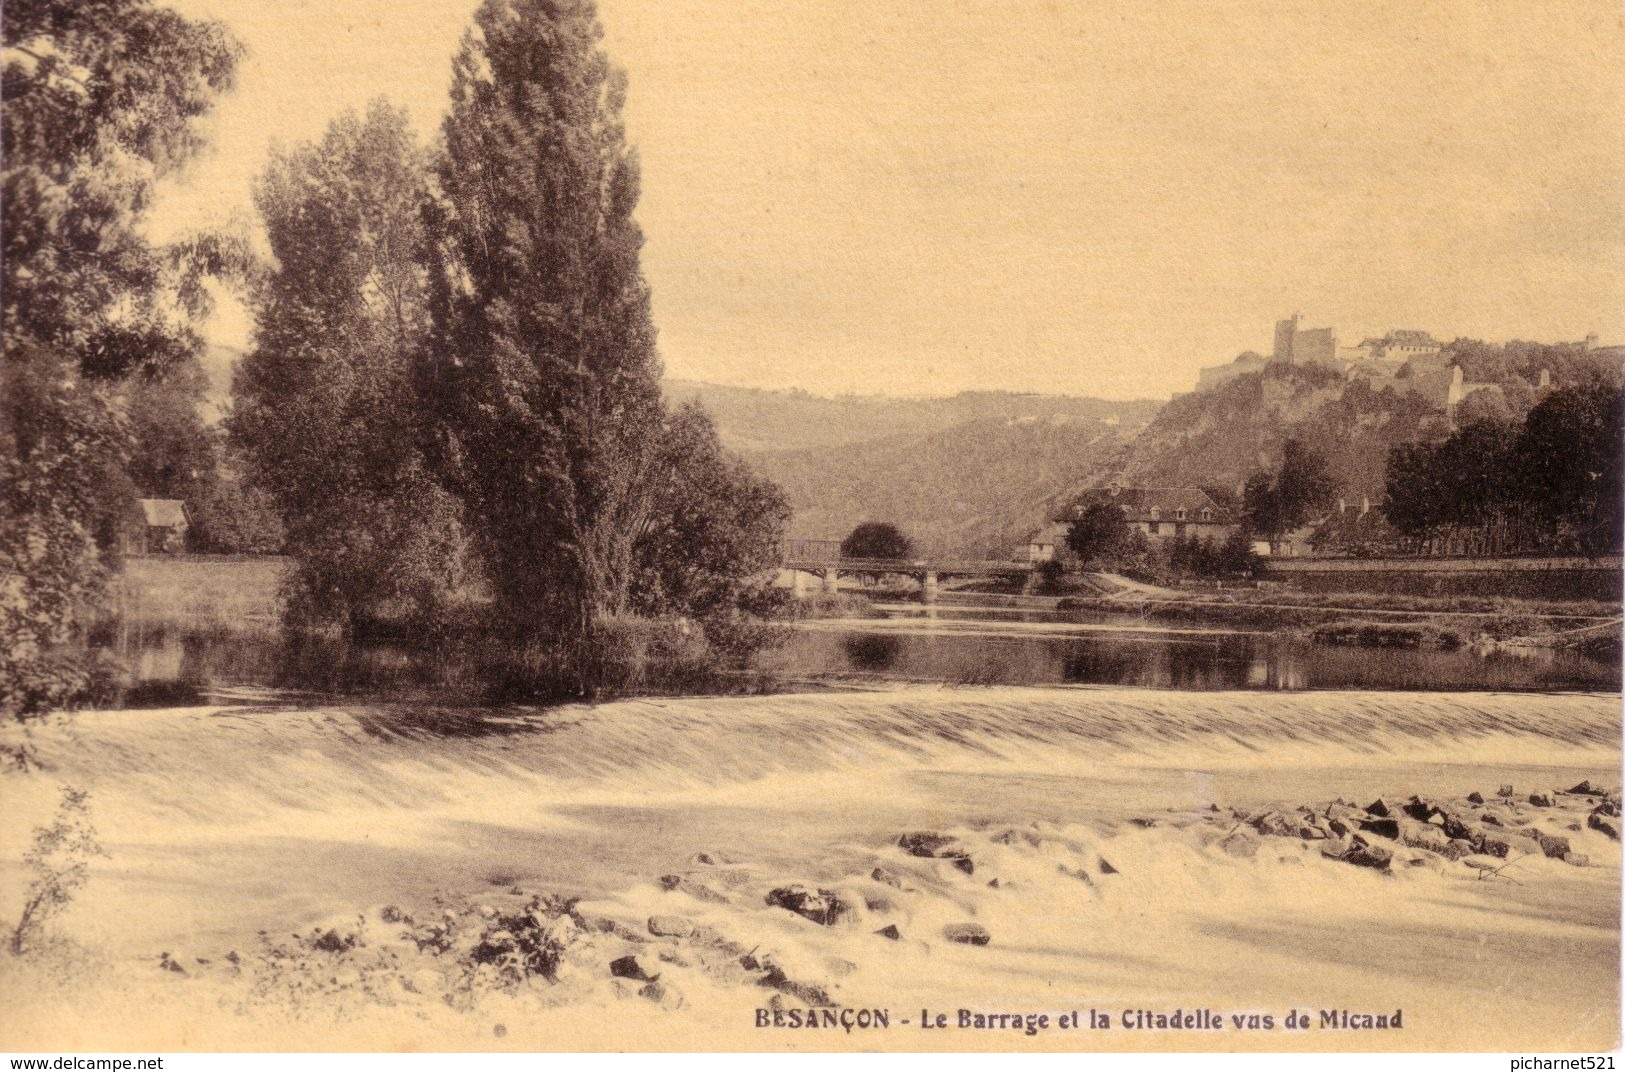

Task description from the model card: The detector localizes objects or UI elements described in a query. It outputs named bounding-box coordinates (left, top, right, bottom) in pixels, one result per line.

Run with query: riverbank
left=1, top=687, right=1618, bottom=1050
left=1055, top=585, right=1620, bottom=648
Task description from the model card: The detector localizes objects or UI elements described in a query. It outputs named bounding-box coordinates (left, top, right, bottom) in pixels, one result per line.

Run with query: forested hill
left=664, top=380, right=1161, bottom=556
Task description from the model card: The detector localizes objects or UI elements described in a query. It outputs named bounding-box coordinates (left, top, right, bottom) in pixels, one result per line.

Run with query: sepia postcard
left=2, top=0, right=1623, bottom=1059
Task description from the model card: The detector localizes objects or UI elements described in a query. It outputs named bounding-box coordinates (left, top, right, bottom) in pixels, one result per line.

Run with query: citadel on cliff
left=1190, top=313, right=1610, bottom=418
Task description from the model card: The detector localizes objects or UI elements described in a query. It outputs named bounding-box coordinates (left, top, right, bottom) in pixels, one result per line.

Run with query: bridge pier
left=822, top=569, right=840, bottom=594
left=922, top=570, right=939, bottom=604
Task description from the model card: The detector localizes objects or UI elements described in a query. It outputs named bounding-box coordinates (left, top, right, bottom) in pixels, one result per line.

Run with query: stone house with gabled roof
left=1025, top=482, right=1238, bottom=562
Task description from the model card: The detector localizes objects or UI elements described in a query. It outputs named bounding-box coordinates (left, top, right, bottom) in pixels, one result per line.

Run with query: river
left=88, top=600, right=1621, bottom=706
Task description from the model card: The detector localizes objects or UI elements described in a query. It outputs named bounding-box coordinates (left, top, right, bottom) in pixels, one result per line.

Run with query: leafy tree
left=1243, top=438, right=1336, bottom=545
left=2, top=0, right=241, bottom=717
left=234, top=101, right=469, bottom=632
left=841, top=522, right=915, bottom=561
left=1064, top=503, right=1133, bottom=566
left=1515, top=382, right=1623, bottom=553
left=422, top=0, right=666, bottom=670
left=628, top=403, right=791, bottom=661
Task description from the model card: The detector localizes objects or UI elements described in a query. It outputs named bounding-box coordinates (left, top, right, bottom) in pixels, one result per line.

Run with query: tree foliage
left=628, top=403, right=791, bottom=660
left=233, top=102, right=470, bottom=632
left=1383, top=382, right=1623, bottom=555
left=2, top=0, right=241, bottom=717
left=1242, top=438, right=1337, bottom=542
left=840, top=522, right=916, bottom=561
left=1064, top=503, right=1134, bottom=566
left=421, top=0, right=666, bottom=665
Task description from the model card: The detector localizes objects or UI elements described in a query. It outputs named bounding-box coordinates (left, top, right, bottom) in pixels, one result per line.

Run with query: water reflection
left=768, top=625, right=1618, bottom=693
left=843, top=633, right=903, bottom=672
left=84, top=608, right=1620, bottom=705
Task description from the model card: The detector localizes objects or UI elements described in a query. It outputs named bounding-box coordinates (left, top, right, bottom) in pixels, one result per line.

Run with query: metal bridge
left=779, top=539, right=1032, bottom=602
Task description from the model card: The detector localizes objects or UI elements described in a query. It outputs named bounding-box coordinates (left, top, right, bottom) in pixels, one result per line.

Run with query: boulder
left=1402, top=796, right=1446, bottom=823
left=610, top=954, right=660, bottom=982
left=1324, top=801, right=1362, bottom=821
left=1563, top=852, right=1591, bottom=868
left=1298, top=825, right=1328, bottom=841
left=1440, top=839, right=1477, bottom=861
left=1366, top=798, right=1395, bottom=818
left=1342, top=843, right=1394, bottom=872
left=689, top=851, right=732, bottom=867
left=1567, top=780, right=1602, bottom=796
left=1327, top=817, right=1358, bottom=838
left=765, top=885, right=858, bottom=927
left=897, top=831, right=974, bottom=873
left=1533, top=833, right=1572, bottom=860
left=943, top=922, right=992, bottom=946
left=759, top=967, right=835, bottom=1007
left=874, top=924, right=902, bottom=941
left=864, top=895, right=898, bottom=914
left=1359, top=817, right=1401, bottom=840
left=1478, top=832, right=1541, bottom=859
left=1251, top=811, right=1297, bottom=838
left=1593, top=799, right=1622, bottom=819
left=1320, top=835, right=1354, bottom=860
left=1466, top=791, right=1486, bottom=805
left=1528, top=791, right=1555, bottom=808
left=1497, top=784, right=1514, bottom=799
left=870, top=866, right=903, bottom=889
left=1395, top=820, right=1451, bottom=853
left=638, top=980, right=685, bottom=1010
left=898, top=831, right=961, bottom=857
left=1219, top=830, right=1260, bottom=858
left=1587, top=813, right=1620, bottom=840
left=648, top=915, right=695, bottom=939
left=659, top=875, right=729, bottom=904
left=1098, top=857, right=1121, bottom=875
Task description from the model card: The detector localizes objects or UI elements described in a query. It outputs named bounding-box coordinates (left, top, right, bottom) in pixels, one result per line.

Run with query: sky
left=153, top=0, right=1625, bottom=400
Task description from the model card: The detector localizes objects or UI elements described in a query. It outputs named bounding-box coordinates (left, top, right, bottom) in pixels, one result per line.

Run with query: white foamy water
left=1, top=686, right=1619, bottom=1051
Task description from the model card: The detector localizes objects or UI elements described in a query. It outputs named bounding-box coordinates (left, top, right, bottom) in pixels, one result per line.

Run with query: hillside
left=666, top=380, right=1160, bottom=557
left=664, top=379, right=1152, bottom=455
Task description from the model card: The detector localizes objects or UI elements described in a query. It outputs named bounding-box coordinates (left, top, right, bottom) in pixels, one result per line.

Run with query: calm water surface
left=88, top=600, right=1620, bottom=706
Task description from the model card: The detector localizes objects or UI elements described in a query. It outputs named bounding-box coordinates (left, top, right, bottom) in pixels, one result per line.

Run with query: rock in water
left=1533, top=833, right=1571, bottom=859
left=1359, top=817, right=1401, bottom=840
left=1588, top=813, right=1620, bottom=840
left=1528, top=791, right=1555, bottom=808
left=639, top=980, right=685, bottom=1010
left=874, top=924, right=902, bottom=941
left=898, top=832, right=959, bottom=857
left=943, top=923, right=991, bottom=946
left=1466, top=791, right=1486, bottom=805
left=871, top=866, right=903, bottom=888
left=1343, top=843, right=1394, bottom=872
left=765, top=885, right=857, bottom=927
left=648, top=915, right=695, bottom=939
left=1219, top=830, right=1260, bottom=858
left=897, top=831, right=974, bottom=872
left=610, top=955, right=660, bottom=982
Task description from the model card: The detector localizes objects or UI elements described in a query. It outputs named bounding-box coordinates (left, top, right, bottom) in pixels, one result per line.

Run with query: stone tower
left=1273, top=313, right=1301, bottom=364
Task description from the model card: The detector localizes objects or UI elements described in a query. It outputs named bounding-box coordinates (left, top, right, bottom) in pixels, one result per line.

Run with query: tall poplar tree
left=425, top=0, right=665, bottom=664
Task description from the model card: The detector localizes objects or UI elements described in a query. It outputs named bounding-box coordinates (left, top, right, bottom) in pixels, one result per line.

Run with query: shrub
left=11, top=786, right=107, bottom=956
